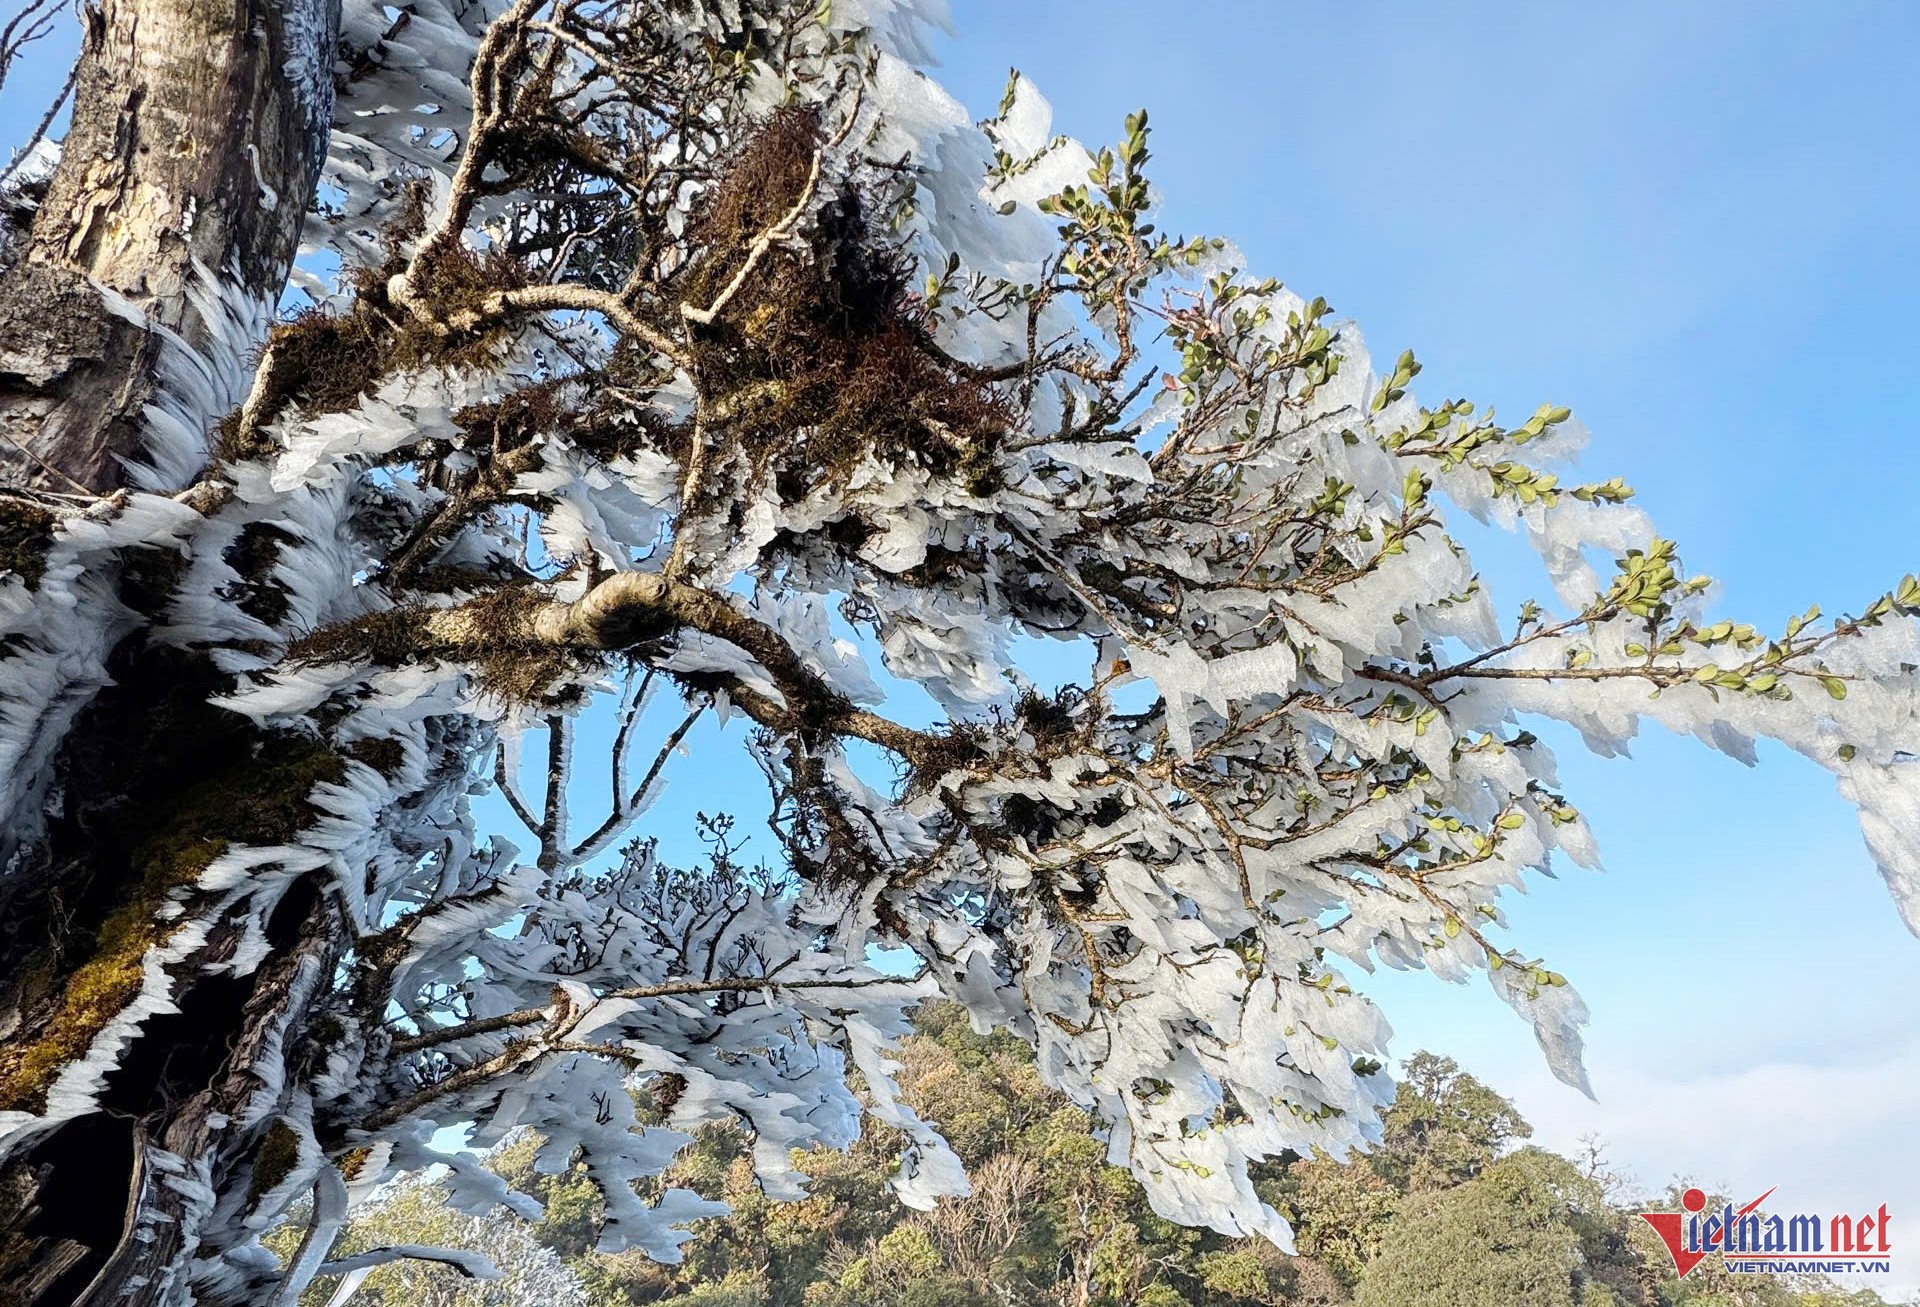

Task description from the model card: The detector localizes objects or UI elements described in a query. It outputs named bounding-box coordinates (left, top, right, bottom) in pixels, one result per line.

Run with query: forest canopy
left=284, top=1005, right=1901, bottom=1307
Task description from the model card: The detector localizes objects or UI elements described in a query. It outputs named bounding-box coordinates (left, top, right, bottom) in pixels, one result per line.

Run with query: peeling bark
left=0, top=0, right=337, bottom=493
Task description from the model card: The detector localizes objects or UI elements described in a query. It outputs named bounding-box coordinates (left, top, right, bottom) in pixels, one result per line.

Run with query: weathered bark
left=65, top=886, right=337, bottom=1306
left=0, top=639, right=350, bottom=1303
left=0, top=0, right=339, bottom=1297
left=0, top=0, right=337, bottom=493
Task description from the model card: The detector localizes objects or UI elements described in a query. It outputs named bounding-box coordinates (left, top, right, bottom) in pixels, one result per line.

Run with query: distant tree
left=1267, top=1155, right=1398, bottom=1287
left=805, top=1225, right=995, bottom=1307
left=1354, top=1149, right=1632, bottom=1307
left=1374, top=1053, right=1532, bottom=1193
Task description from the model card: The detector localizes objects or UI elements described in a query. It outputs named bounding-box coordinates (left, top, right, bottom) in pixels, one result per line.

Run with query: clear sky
left=4, top=0, right=1917, bottom=1286
left=923, top=0, right=1920, bottom=1282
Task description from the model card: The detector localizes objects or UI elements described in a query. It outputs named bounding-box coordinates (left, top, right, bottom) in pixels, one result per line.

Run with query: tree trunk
left=0, top=0, right=338, bottom=1297
left=0, top=0, right=336, bottom=494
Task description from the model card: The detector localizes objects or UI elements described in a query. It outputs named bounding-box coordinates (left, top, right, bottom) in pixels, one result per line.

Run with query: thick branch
left=417, top=571, right=951, bottom=765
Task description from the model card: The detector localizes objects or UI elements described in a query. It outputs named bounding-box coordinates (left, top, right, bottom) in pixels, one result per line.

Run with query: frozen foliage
left=0, top=0, right=1916, bottom=1299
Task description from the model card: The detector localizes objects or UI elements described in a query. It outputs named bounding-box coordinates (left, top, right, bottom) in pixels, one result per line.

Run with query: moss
left=0, top=899, right=174, bottom=1112
left=675, top=124, right=1015, bottom=508
left=337, top=1145, right=374, bottom=1181
left=218, top=243, right=530, bottom=462
left=1014, top=687, right=1095, bottom=760
left=307, top=1015, right=346, bottom=1050
left=0, top=501, right=55, bottom=590
left=247, top=1119, right=303, bottom=1202
left=462, top=585, right=605, bottom=704
left=286, top=607, right=429, bottom=668
left=405, top=564, right=508, bottom=595
left=146, top=734, right=346, bottom=861
left=289, top=593, right=600, bottom=706
left=0, top=731, right=344, bottom=1113
left=346, top=736, right=407, bottom=778
left=687, top=106, right=825, bottom=278
left=134, top=833, right=232, bottom=899
left=903, top=724, right=987, bottom=796
left=115, top=543, right=190, bottom=616
left=452, top=380, right=571, bottom=456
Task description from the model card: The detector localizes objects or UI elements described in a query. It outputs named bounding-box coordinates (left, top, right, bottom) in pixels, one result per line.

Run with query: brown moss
left=219, top=244, right=530, bottom=462
left=903, top=724, right=987, bottom=797
left=394, top=564, right=479, bottom=594
left=0, top=501, right=55, bottom=590
left=453, top=379, right=572, bottom=457
left=686, top=105, right=824, bottom=282
left=337, top=1146, right=374, bottom=1181
left=651, top=1072, right=689, bottom=1120
left=347, top=736, right=407, bottom=778
left=248, top=1119, right=303, bottom=1202
left=448, top=364, right=680, bottom=476
left=678, top=123, right=1015, bottom=506
left=286, top=607, right=428, bottom=668
left=1014, top=687, right=1095, bottom=760
left=404, top=564, right=511, bottom=596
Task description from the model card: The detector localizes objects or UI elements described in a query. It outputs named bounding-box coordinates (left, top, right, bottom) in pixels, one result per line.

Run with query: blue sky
left=4, top=0, right=1917, bottom=1279
left=922, top=0, right=1920, bottom=1266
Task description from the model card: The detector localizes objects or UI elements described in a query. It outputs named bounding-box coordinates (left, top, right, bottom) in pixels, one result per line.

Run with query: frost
left=0, top=0, right=1912, bottom=1296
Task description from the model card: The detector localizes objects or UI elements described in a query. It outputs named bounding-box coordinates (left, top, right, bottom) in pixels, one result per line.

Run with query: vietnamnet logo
left=1639, top=1186, right=1893, bottom=1277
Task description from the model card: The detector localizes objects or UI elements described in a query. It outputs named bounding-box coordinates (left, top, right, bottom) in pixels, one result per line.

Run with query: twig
left=0, top=52, right=75, bottom=193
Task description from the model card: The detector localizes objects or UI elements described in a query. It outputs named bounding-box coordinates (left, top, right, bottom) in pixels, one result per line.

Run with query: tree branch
left=416, top=571, right=955, bottom=766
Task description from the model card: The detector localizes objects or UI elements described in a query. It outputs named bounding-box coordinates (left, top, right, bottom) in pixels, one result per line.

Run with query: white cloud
left=1489, top=1039, right=1920, bottom=1295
